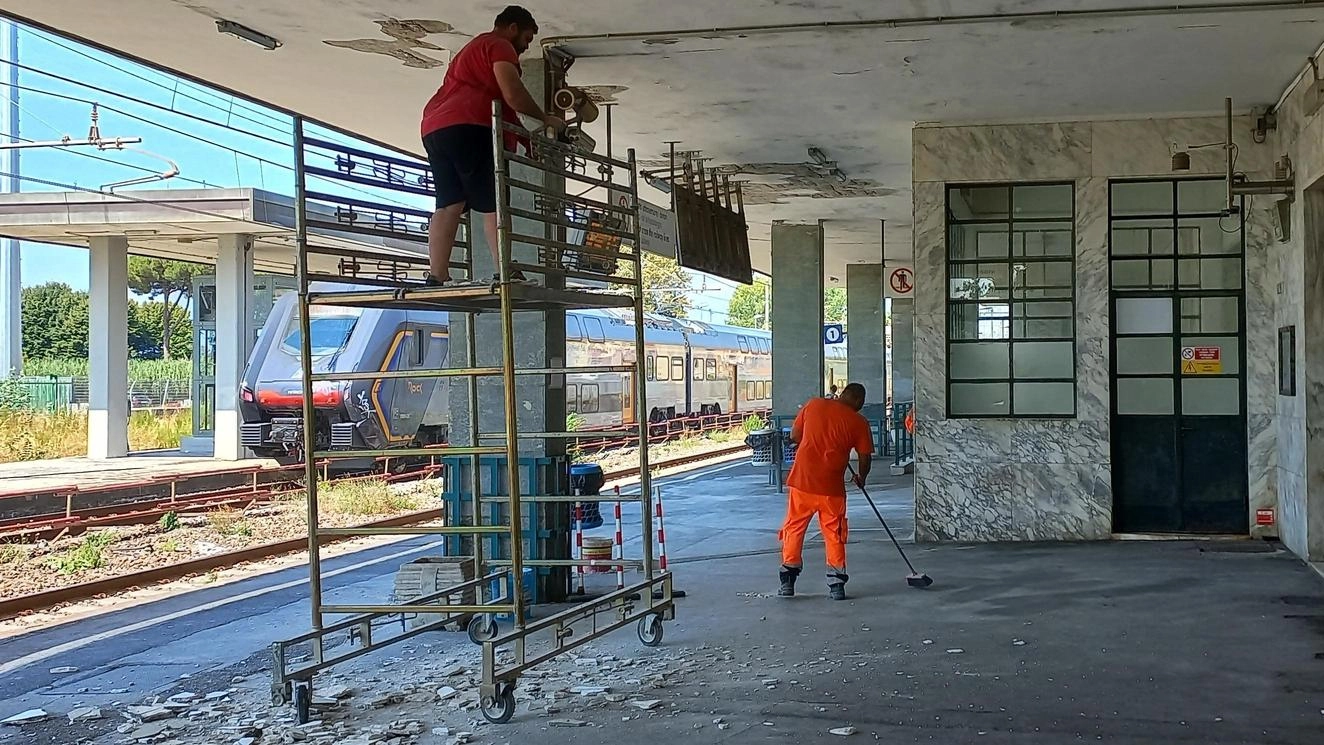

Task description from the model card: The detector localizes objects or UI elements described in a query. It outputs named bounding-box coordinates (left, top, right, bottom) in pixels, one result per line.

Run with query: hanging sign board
left=1180, top=346, right=1222, bottom=375
left=638, top=200, right=677, bottom=258
left=823, top=324, right=845, bottom=345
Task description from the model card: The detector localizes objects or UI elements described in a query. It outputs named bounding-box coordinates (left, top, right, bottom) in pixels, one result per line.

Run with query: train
left=238, top=285, right=849, bottom=459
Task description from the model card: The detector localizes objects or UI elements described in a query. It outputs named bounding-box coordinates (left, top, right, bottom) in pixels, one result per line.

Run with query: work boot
left=827, top=571, right=849, bottom=601
left=778, top=565, right=801, bottom=597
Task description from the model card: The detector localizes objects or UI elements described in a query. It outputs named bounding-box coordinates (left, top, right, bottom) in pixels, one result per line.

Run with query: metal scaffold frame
left=270, top=104, right=674, bottom=725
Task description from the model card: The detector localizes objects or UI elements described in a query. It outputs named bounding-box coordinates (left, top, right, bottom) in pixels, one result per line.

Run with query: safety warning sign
left=1180, top=346, right=1222, bottom=375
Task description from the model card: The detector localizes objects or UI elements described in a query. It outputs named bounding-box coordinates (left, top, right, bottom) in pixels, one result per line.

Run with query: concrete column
left=846, top=263, right=886, bottom=406
left=88, top=236, right=129, bottom=459
left=213, top=234, right=253, bottom=460
left=771, top=221, right=824, bottom=416
left=0, top=240, right=17, bottom=376
left=0, top=22, right=20, bottom=377
left=890, top=298, right=915, bottom=404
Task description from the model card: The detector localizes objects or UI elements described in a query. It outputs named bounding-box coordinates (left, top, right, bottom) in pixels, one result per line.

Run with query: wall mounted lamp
left=1170, top=97, right=1294, bottom=215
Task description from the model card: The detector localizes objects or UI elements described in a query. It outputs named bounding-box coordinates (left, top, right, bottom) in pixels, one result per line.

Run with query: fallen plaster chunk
left=1, top=710, right=48, bottom=726
left=830, top=727, right=858, bottom=736
left=49, top=667, right=79, bottom=675
left=67, top=707, right=103, bottom=723
left=549, top=719, right=589, bottom=728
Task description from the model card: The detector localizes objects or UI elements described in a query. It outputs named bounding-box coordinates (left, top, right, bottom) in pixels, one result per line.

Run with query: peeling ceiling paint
left=6, top=1, right=1324, bottom=278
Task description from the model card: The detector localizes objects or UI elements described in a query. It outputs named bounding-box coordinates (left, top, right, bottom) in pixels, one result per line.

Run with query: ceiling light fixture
left=216, top=19, right=281, bottom=51
left=1170, top=97, right=1294, bottom=214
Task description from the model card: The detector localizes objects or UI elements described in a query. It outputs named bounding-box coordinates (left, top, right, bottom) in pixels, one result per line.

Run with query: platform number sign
left=823, top=324, right=845, bottom=345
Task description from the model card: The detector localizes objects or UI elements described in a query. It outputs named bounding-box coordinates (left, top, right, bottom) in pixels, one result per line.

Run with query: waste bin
left=746, top=428, right=776, bottom=466
left=569, top=463, right=604, bottom=530
left=781, top=427, right=799, bottom=464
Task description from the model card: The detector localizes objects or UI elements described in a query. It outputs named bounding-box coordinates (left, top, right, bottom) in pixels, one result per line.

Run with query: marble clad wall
left=1270, top=68, right=1324, bottom=561
left=911, top=116, right=1279, bottom=543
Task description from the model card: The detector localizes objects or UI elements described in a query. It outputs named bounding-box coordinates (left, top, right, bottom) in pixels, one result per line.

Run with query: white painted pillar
left=88, top=236, right=129, bottom=459
left=0, top=21, right=21, bottom=377
left=214, top=234, right=253, bottom=460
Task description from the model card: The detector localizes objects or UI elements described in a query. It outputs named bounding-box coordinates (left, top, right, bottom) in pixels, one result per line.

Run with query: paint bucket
left=583, top=537, right=614, bottom=574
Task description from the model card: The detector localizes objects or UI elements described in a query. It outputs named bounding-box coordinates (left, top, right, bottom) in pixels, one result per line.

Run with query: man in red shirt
left=420, top=6, right=565, bottom=285
left=778, top=382, right=873, bottom=601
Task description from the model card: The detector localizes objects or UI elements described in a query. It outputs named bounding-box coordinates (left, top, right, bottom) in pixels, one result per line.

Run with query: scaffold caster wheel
left=293, top=683, right=311, bottom=724
left=637, top=614, right=664, bottom=647
left=467, top=615, right=499, bottom=645
left=480, top=687, right=517, bottom=724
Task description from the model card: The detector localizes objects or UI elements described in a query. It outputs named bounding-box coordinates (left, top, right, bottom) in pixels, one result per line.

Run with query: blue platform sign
left=823, top=324, right=845, bottom=345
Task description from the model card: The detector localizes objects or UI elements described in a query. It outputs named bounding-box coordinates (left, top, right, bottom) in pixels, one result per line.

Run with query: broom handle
left=847, top=464, right=920, bottom=575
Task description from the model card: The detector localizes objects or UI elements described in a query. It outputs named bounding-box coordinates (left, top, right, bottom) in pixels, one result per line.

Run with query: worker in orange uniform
left=779, top=382, right=873, bottom=601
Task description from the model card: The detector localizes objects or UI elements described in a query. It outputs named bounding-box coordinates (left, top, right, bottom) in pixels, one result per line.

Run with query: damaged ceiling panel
left=3, top=0, right=1323, bottom=277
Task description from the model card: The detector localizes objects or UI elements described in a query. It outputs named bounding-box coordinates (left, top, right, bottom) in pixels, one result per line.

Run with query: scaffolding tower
left=270, top=105, right=674, bottom=725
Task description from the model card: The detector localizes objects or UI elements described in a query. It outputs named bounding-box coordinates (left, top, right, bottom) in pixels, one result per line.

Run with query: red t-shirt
left=421, top=32, right=524, bottom=150
left=785, top=398, right=874, bottom=498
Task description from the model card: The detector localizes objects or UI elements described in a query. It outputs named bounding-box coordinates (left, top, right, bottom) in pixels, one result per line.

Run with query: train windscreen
left=280, top=308, right=363, bottom=357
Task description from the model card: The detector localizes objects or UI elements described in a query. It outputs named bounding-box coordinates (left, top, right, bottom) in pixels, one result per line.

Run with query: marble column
left=770, top=221, right=824, bottom=416
left=88, top=236, right=129, bottom=459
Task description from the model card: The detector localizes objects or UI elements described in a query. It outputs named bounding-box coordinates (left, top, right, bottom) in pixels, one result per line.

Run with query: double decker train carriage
left=239, top=290, right=846, bottom=459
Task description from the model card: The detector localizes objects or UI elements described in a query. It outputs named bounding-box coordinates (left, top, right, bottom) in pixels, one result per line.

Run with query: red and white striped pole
left=614, top=498, right=625, bottom=590
left=573, top=502, right=585, bottom=594
left=654, top=486, right=669, bottom=572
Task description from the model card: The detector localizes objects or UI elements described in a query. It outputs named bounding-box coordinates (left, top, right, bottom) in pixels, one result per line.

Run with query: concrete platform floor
left=0, top=461, right=1321, bottom=744
left=0, top=452, right=277, bottom=495
left=500, top=538, right=1324, bottom=744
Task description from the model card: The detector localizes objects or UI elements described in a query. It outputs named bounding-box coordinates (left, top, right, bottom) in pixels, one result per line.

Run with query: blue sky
left=3, top=21, right=737, bottom=319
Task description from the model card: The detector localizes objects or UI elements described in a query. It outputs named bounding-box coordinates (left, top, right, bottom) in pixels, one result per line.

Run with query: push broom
left=847, top=465, right=933, bottom=589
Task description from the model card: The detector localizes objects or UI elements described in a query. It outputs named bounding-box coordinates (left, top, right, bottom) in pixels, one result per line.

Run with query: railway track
left=0, top=445, right=751, bottom=619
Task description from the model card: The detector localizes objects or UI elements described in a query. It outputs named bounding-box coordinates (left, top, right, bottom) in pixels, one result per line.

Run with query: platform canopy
left=0, top=187, right=426, bottom=275
left=5, top=1, right=1324, bottom=279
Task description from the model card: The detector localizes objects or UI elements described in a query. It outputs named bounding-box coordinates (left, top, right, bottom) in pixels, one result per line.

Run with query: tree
left=129, top=300, right=193, bottom=359
left=726, top=281, right=846, bottom=328
left=824, top=288, right=848, bottom=324
left=727, top=278, right=769, bottom=329
left=20, top=282, right=89, bottom=362
left=639, top=253, right=692, bottom=318
left=127, top=258, right=207, bottom=359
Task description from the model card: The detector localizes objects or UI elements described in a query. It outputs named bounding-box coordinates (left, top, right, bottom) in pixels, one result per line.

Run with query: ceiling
left=4, top=1, right=1323, bottom=280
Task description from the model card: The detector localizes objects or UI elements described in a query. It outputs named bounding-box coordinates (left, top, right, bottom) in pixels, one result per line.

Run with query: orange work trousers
left=779, top=487, right=848, bottom=569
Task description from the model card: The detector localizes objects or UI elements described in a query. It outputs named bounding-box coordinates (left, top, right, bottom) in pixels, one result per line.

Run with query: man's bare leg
left=480, top=210, right=525, bottom=281
left=427, top=202, right=467, bottom=282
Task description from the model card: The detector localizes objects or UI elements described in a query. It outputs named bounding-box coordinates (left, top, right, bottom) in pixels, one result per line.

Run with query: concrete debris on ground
left=49, top=667, right=79, bottom=675
left=1, top=710, right=47, bottom=726
left=66, top=706, right=102, bottom=723
left=830, top=726, right=858, bottom=736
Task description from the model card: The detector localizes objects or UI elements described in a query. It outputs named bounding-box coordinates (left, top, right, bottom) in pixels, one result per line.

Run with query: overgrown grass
left=48, top=532, right=116, bottom=575
left=0, top=410, right=192, bottom=462
left=0, top=543, right=26, bottom=565
left=158, top=511, right=180, bottom=532
left=319, top=477, right=420, bottom=516
left=157, top=537, right=180, bottom=554
left=207, top=508, right=253, bottom=537
left=23, top=358, right=192, bottom=382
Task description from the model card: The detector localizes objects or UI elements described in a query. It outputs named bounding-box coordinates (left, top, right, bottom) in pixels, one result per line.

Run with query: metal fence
left=0, top=377, right=192, bottom=414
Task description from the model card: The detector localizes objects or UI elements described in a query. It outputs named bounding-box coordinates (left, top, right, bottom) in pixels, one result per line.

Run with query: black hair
left=495, top=5, right=538, bottom=32
left=842, top=382, right=866, bottom=400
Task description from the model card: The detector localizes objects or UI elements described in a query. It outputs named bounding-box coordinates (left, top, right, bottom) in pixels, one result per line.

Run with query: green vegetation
left=48, top=532, right=116, bottom=575
left=726, top=279, right=847, bottom=328
left=158, top=511, right=181, bottom=533
left=20, top=282, right=197, bottom=363
left=21, top=358, right=192, bottom=381
left=320, top=477, right=421, bottom=516
left=0, top=410, right=192, bottom=463
left=742, top=414, right=769, bottom=433
left=207, top=508, right=253, bottom=537
left=0, top=543, right=26, bottom=565
left=157, top=537, right=180, bottom=554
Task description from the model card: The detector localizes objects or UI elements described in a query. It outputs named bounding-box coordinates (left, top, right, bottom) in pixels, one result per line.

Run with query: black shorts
left=422, top=124, right=495, bottom=213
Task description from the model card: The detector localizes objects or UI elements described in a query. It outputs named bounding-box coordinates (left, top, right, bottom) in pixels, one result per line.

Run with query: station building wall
left=909, top=112, right=1294, bottom=546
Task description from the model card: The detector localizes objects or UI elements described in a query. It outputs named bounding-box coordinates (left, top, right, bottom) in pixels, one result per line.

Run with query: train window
left=756, top=381, right=765, bottom=399
left=671, top=357, right=684, bottom=381
left=746, top=381, right=756, bottom=400
left=566, top=384, right=579, bottom=413
left=646, top=355, right=655, bottom=381
left=584, top=317, right=606, bottom=343
left=282, top=310, right=361, bottom=356
left=411, top=331, right=426, bottom=367
left=657, top=356, right=670, bottom=381
left=601, top=392, right=621, bottom=413
left=738, top=336, right=749, bottom=354
left=705, top=358, right=716, bottom=381
left=567, top=316, right=583, bottom=340
left=580, top=384, right=600, bottom=413
left=693, top=358, right=704, bottom=381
